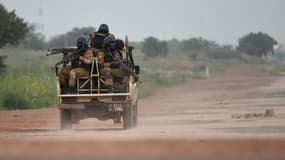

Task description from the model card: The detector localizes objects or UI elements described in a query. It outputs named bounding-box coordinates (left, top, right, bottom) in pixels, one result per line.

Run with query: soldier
left=94, top=35, right=116, bottom=93
left=68, top=44, right=94, bottom=89
left=90, top=24, right=115, bottom=49
left=58, top=37, right=89, bottom=92
left=102, top=36, right=136, bottom=92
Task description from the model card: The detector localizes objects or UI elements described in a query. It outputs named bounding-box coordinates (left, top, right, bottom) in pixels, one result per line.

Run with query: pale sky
left=1, top=0, right=284, bottom=45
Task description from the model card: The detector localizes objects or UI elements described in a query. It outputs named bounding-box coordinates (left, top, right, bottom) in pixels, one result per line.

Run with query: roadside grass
left=0, top=49, right=58, bottom=109
left=265, top=62, right=285, bottom=76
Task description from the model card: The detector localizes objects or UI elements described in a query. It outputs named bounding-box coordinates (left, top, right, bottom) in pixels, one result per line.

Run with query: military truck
left=48, top=42, right=140, bottom=130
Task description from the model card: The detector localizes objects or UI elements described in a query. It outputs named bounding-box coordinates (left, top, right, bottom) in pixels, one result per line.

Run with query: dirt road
left=1, top=67, right=285, bottom=159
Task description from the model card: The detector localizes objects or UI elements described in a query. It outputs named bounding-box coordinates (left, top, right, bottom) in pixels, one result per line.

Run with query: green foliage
left=180, top=37, right=219, bottom=51
left=48, top=26, right=96, bottom=48
left=2, top=92, right=30, bottom=110
left=0, top=49, right=58, bottom=109
left=142, top=36, right=168, bottom=57
left=237, top=32, right=277, bottom=57
left=0, top=3, right=28, bottom=48
left=139, top=70, right=187, bottom=98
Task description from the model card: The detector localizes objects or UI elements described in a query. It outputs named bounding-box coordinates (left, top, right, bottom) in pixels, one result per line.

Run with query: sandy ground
left=1, top=66, right=285, bottom=159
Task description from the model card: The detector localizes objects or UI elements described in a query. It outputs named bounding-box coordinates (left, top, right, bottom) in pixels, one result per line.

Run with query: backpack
left=91, top=32, right=106, bottom=49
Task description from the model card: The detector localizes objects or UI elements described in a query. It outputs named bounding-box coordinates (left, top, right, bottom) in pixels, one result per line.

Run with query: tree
left=0, top=3, right=28, bottom=74
left=142, top=36, right=168, bottom=57
left=237, top=32, right=277, bottom=57
left=167, top=38, right=182, bottom=54
left=0, top=4, right=28, bottom=48
left=180, top=37, right=219, bottom=51
left=48, top=26, right=96, bottom=48
left=158, top=41, right=168, bottom=57
left=20, top=25, right=47, bottom=50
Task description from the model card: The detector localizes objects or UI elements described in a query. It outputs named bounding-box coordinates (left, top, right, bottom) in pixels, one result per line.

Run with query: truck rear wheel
left=60, top=110, right=72, bottom=130
left=123, top=104, right=133, bottom=129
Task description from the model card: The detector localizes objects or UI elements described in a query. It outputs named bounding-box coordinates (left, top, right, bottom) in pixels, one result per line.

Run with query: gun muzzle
left=46, top=52, right=52, bottom=56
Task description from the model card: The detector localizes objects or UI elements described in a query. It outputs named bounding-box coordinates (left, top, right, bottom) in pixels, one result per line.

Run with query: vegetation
left=0, top=3, right=29, bottom=75
left=0, top=49, right=57, bottom=109
left=180, top=37, right=219, bottom=51
left=237, top=32, right=277, bottom=57
left=0, top=4, right=28, bottom=48
left=20, top=25, right=47, bottom=50
left=142, top=37, right=168, bottom=57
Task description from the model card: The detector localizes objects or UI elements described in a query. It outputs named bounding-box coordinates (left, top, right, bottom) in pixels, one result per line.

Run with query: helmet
left=103, top=35, right=115, bottom=49
left=115, top=39, right=124, bottom=50
left=76, top=37, right=88, bottom=50
left=76, top=37, right=87, bottom=45
left=98, top=24, right=109, bottom=34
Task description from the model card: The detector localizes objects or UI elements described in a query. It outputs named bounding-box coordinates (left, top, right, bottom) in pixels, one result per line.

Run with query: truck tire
left=123, top=104, right=133, bottom=130
left=60, top=109, right=72, bottom=130
left=132, top=101, right=138, bottom=128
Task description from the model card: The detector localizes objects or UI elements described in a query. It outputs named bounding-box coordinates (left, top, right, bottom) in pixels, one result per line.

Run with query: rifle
left=55, top=53, right=81, bottom=66
left=46, top=48, right=76, bottom=57
left=125, top=35, right=135, bottom=68
left=46, top=47, right=83, bottom=67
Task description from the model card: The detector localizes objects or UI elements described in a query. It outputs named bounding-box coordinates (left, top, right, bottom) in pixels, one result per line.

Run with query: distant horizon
left=1, top=0, right=285, bottom=45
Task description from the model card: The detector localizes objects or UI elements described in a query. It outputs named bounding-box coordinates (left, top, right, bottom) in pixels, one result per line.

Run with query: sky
left=0, top=0, right=284, bottom=45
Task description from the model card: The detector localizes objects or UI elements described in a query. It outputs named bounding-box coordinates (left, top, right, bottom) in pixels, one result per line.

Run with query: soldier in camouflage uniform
left=90, top=24, right=115, bottom=50
left=58, top=37, right=89, bottom=91
left=68, top=49, right=94, bottom=88
left=102, top=36, right=135, bottom=91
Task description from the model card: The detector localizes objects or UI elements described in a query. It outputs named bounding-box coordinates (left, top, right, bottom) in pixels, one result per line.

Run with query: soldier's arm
left=79, top=49, right=94, bottom=64
left=97, top=51, right=105, bottom=65
left=97, top=51, right=111, bottom=68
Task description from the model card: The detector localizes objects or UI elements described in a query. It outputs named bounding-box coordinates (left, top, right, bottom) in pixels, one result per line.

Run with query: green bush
left=139, top=69, right=194, bottom=98
left=0, top=49, right=58, bottom=110
left=2, top=92, right=30, bottom=110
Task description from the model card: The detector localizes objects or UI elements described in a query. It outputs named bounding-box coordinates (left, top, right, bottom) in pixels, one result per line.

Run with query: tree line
left=140, top=33, right=278, bottom=58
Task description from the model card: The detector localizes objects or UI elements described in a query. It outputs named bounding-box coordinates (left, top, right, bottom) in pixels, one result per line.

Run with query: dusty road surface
left=1, top=67, right=285, bottom=160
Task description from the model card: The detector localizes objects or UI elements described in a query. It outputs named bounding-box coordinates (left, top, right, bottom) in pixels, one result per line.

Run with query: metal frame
left=59, top=93, right=131, bottom=98
left=76, top=57, right=101, bottom=94
left=57, top=57, right=134, bottom=103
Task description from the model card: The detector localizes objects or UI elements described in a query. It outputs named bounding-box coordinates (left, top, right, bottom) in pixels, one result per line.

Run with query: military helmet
left=98, top=24, right=109, bottom=34
left=76, top=37, right=88, bottom=50
left=76, top=37, right=87, bottom=45
left=115, top=39, right=124, bottom=50
left=103, top=34, right=115, bottom=48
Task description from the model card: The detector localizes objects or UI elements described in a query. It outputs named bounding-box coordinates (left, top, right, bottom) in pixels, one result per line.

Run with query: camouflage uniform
left=58, top=47, right=88, bottom=86
left=110, top=48, right=130, bottom=84
left=69, top=49, right=94, bottom=87
left=94, top=48, right=114, bottom=92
